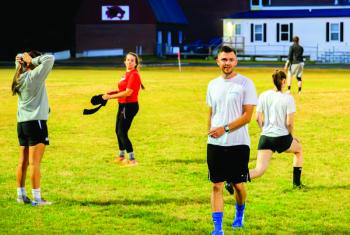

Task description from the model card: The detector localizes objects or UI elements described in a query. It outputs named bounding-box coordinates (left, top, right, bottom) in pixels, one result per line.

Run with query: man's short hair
left=217, top=45, right=237, bottom=56
left=293, top=36, right=299, bottom=44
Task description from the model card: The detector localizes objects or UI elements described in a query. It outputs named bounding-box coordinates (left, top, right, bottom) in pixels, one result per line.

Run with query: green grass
left=0, top=66, right=349, bottom=234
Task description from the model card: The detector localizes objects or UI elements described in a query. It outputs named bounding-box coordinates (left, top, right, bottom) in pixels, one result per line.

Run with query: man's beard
left=222, top=67, right=233, bottom=75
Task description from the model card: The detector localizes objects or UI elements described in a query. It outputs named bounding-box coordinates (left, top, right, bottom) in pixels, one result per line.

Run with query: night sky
left=1, top=1, right=83, bottom=60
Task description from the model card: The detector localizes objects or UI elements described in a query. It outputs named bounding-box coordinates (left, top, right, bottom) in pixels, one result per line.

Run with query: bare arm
left=103, top=88, right=133, bottom=100
left=208, top=104, right=255, bottom=138
left=208, top=107, right=212, bottom=131
left=286, top=112, right=294, bottom=134
left=256, top=111, right=264, bottom=130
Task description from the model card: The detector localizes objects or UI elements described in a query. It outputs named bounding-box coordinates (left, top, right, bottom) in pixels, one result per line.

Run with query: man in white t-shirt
left=206, top=46, right=257, bottom=234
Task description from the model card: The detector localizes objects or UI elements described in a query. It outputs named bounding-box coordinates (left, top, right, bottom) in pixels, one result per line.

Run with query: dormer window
left=251, top=0, right=271, bottom=8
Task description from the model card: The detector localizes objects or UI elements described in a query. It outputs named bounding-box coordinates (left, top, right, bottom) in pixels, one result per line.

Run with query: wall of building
left=224, top=17, right=350, bottom=60
left=76, top=24, right=157, bottom=54
left=271, top=0, right=335, bottom=6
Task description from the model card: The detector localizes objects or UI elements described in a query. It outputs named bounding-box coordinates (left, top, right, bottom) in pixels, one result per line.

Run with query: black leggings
left=116, top=102, right=139, bottom=153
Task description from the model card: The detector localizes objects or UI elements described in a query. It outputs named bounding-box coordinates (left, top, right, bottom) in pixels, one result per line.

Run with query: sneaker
left=224, top=182, right=234, bottom=195
left=232, top=204, right=245, bottom=228
left=114, top=156, right=126, bottom=163
left=17, top=195, right=31, bottom=204
left=32, top=199, right=52, bottom=206
left=293, top=183, right=307, bottom=189
left=123, top=159, right=138, bottom=167
left=211, top=230, right=224, bottom=235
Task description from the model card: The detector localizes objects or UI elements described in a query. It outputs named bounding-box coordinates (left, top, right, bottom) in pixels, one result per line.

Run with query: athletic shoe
left=32, top=199, right=52, bottom=206
left=293, top=183, right=307, bottom=189
left=123, top=159, right=138, bottom=167
left=232, top=204, right=245, bottom=228
left=114, top=156, right=126, bottom=163
left=17, top=195, right=31, bottom=204
left=224, top=182, right=234, bottom=195
left=211, top=230, right=224, bottom=235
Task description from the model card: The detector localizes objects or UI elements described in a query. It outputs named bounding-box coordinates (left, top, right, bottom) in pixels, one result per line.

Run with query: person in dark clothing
left=284, top=36, right=304, bottom=94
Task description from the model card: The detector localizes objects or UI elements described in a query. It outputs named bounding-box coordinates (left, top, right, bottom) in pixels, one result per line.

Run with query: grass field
left=0, top=66, right=349, bottom=234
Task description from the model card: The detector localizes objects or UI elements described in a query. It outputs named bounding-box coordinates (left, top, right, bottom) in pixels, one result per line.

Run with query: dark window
left=262, top=0, right=270, bottom=6
left=252, top=0, right=260, bottom=5
left=280, top=24, right=289, bottom=41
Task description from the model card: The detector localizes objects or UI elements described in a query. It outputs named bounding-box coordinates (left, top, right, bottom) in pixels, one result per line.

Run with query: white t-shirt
left=206, top=74, right=257, bottom=146
left=256, top=90, right=296, bottom=137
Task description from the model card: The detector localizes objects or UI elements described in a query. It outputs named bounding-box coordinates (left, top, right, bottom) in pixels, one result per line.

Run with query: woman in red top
left=103, top=52, right=144, bottom=166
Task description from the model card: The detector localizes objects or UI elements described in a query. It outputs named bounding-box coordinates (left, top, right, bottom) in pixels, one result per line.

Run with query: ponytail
left=272, top=70, right=286, bottom=91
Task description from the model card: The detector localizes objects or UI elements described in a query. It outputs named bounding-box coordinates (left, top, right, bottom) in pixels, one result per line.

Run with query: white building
left=223, top=0, right=350, bottom=62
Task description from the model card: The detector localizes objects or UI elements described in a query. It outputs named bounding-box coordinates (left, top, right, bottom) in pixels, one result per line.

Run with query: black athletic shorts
left=258, top=134, right=293, bottom=153
left=17, top=120, right=49, bottom=146
left=207, top=144, right=250, bottom=184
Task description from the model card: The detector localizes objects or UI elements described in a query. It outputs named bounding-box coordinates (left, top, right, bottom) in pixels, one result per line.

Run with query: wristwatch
left=224, top=124, right=230, bottom=133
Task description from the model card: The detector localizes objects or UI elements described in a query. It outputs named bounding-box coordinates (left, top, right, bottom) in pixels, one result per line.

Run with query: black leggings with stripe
left=116, top=102, right=139, bottom=153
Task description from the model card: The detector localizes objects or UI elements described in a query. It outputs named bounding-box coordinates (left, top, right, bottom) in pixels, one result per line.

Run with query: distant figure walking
left=284, top=36, right=304, bottom=94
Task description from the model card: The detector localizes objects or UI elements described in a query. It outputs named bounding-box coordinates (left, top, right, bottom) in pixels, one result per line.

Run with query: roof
left=226, top=8, right=350, bottom=19
left=147, top=0, right=188, bottom=24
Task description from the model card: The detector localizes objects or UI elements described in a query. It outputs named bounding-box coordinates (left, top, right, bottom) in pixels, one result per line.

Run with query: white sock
left=32, top=188, right=41, bottom=202
left=17, top=187, right=26, bottom=197
left=119, top=150, right=126, bottom=157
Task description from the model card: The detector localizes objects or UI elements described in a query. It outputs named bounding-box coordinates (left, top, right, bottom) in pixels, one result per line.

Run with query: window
left=330, top=23, right=340, bottom=41
left=252, top=0, right=270, bottom=6
left=252, top=0, right=260, bottom=5
left=255, top=24, right=263, bottom=41
left=262, top=0, right=270, bottom=6
left=235, top=24, right=241, bottom=35
left=157, top=31, right=162, bottom=44
left=280, top=24, right=289, bottom=41
left=167, top=31, right=172, bottom=45
left=178, top=31, right=183, bottom=44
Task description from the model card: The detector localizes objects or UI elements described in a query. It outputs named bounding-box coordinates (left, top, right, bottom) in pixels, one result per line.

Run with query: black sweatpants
left=116, top=102, right=139, bottom=153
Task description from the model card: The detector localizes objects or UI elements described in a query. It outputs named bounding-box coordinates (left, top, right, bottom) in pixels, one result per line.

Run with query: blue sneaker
left=32, top=199, right=52, bottom=206
left=232, top=204, right=245, bottom=228
left=211, top=230, right=224, bottom=235
left=17, top=195, right=31, bottom=204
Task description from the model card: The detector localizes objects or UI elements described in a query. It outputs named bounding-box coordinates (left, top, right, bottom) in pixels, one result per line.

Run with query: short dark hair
left=292, top=36, right=299, bottom=44
left=272, top=70, right=287, bottom=91
left=217, top=45, right=237, bottom=56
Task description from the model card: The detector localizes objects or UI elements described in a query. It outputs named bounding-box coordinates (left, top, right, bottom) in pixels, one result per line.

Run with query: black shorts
left=207, top=144, right=250, bottom=184
left=17, top=120, right=49, bottom=146
left=258, top=134, right=293, bottom=153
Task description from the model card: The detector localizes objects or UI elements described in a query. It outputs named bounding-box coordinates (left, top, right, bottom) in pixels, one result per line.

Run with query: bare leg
left=249, top=150, right=273, bottom=179
left=29, top=143, right=46, bottom=189
left=211, top=182, right=224, bottom=212
left=233, top=183, right=246, bottom=205
left=285, top=138, right=303, bottom=167
left=16, top=146, right=29, bottom=188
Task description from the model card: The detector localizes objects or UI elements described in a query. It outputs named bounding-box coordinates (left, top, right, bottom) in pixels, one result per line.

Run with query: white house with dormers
left=223, top=0, right=350, bottom=62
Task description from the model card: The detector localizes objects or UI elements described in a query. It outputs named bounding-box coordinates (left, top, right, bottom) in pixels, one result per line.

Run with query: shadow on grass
left=282, top=184, right=350, bottom=193
left=158, top=159, right=205, bottom=164
left=64, top=196, right=209, bottom=207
